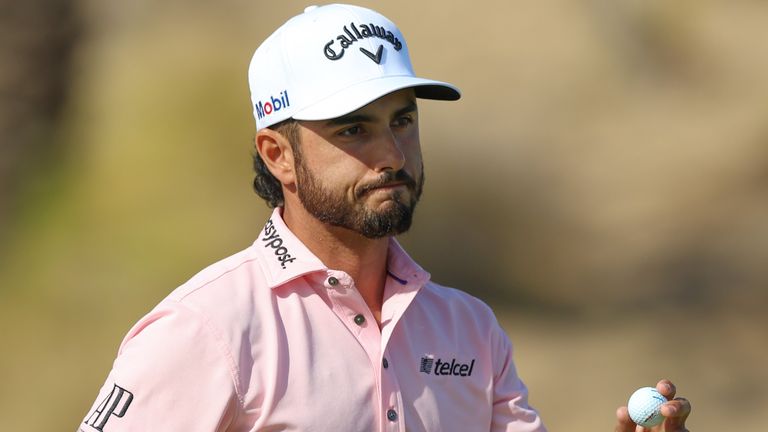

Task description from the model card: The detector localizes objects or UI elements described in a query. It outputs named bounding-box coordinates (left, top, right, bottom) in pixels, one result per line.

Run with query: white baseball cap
left=248, top=4, right=461, bottom=130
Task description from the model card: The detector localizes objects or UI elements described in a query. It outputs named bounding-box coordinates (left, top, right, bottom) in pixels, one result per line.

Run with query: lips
left=357, top=171, right=416, bottom=198
left=358, top=179, right=414, bottom=198
left=372, top=181, right=407, bottom=191
left=360, top=182, right=408, bottom=198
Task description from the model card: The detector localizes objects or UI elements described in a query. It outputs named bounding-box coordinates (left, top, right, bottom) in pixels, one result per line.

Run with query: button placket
left=322, top=270, right=382, bottom=359
left=324, top=269, right=394, bottom=431
left=380, top=350, right=405, bottom=431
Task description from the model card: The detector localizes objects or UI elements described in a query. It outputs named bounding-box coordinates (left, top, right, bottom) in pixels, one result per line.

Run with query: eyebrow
left=324, top=100, right=418, bottom=127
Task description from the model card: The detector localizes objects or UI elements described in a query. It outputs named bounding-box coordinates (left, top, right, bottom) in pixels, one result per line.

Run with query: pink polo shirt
left=81, top=208, right=546, bottom=432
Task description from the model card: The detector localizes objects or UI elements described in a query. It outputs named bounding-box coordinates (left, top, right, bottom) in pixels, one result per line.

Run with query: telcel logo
left=420, top=356, right=476, bottom=377
left=255, top=90, right=290, bottom=120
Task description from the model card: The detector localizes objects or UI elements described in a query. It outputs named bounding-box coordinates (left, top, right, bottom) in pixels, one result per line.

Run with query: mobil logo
left=255, top=90, right=290, bottom=119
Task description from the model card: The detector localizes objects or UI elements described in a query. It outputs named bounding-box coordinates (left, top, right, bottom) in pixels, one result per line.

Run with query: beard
left=295, top=159, right=424, bottom=239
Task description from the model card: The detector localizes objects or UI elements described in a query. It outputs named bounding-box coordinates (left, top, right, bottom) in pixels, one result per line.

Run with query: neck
left=281, top=202, right=389, bottom=323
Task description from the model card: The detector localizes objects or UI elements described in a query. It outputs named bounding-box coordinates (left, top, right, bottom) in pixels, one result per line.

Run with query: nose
left=374, top=129, right=406, bottom=173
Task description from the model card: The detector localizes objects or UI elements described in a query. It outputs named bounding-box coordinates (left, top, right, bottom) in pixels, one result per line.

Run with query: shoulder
left=411, top=281, right=503, bottom=335
left=168, top=245, right=265, bottom=302
left=151, top=244, right=275, bottom=328
left=117, top=243, right=266, bottom=353
left=117, top=243, right=273, bottom=368
left=113, top=245, right=271, bottom=398
left=419, top=281, right=496, bottom=316
left=158, top=243, right=279, bottom=342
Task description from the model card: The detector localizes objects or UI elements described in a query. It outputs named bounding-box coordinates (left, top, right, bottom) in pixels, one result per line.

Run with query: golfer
left=81, top=4, right=691, bottom=431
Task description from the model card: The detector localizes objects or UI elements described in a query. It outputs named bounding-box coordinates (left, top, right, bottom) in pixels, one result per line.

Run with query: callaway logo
left=420, top=356, right=476, bottom=377
left=324, top=22, right=402, bottom=64
left=262, top=219, right=296, bottom=269
left=255, top=90, right=290, bottom=120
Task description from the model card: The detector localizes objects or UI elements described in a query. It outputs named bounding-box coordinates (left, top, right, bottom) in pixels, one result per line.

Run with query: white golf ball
left=627, top=387, right=667, bottom=428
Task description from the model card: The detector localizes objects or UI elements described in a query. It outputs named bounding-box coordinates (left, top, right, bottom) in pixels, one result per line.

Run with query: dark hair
left=252, top=119, right=301, bottom=208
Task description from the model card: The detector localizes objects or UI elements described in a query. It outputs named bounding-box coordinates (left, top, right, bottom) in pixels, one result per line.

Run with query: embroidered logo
left=359, top=45, right=384, bottom=65
left=255, top=90, right=290, bottom=120
left=324, top=22, right=402, bottom=62
left=262, top=218, right=297, bottom=269
left=84, top=384, right=134, bottom=431
left=419, top=356, right=435, bottom=374
left=419, top=356, right=476, bottom=377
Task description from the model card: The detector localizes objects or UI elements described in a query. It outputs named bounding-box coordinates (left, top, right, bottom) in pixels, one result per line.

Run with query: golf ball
left=627, top=387, right=667, bottom=428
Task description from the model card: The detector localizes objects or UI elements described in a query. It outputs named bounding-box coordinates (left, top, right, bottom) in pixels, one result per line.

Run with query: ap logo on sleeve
left=82, top=384, right=133, bottom=431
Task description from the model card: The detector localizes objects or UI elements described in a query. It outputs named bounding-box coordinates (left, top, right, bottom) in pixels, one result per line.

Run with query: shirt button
left=382, top=357, right=389, bottom=369
left=353, top=314, right=365, bottom=325
left=327, top=276, right=339, bottom=286
left=387, top=409, right=398, bottom=422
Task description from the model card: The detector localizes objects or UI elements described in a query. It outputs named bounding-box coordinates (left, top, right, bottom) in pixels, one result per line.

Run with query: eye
left=338, top=125, right=364, bottom=137
left=392, top=115, right=414, bottom=128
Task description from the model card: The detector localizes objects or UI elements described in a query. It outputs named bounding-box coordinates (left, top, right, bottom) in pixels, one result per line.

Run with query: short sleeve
left=79, top=301, right=240, bottom=432
left=490, top=322, right=547, bottom=432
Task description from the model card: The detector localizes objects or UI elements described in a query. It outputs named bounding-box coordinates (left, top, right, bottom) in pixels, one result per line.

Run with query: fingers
left=662, top=397, right=691, bottom=431
left=615, top=406, right=652, bottom=432
left=656, top=379, right=676, bottom=400
left=654, top=379, right=691, bottom=431
left=614, top=406, right=636, bottom=432
left=616, top=380, right=691, bottom=432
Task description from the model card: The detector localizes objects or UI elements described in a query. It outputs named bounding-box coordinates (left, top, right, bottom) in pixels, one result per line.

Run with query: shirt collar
left=253, top=208, right=326, bottom=289
left=385, top=236, right=431, bottom=288
left=253, top=207, right=431, bottom=289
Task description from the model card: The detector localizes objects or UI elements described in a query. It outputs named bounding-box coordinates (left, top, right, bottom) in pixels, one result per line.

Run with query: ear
left=255, top=127, right=297, bottom=187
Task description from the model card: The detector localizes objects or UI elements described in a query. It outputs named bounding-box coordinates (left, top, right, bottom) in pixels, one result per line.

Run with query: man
left=80, top=4, right=691, bottom=431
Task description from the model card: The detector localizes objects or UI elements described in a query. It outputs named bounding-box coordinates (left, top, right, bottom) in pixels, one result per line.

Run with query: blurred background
left=1, top=0, right=767, bottom=430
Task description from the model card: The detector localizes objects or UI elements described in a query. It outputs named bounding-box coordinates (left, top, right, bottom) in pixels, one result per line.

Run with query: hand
left=614, top=379, right=691, bottom=432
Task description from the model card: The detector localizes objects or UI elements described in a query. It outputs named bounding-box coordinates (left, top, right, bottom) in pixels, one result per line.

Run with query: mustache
left=356, top=170, right=417, bottom=198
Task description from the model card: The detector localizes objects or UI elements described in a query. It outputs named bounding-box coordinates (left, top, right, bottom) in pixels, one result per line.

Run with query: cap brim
left=292, top=76, right=460, bottom=121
